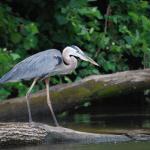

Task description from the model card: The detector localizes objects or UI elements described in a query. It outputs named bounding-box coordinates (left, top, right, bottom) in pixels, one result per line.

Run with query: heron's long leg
left=26, top=78, right=38, bottom=123
left=45, top=78, right=59, bottom=126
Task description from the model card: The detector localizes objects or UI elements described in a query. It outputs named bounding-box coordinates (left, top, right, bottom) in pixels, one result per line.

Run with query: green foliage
left=0, top=0, right=150, bottom=100
left=0, top=4, right=39, bottom=99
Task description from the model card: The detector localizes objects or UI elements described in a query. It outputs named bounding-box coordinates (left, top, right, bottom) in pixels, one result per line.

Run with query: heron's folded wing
left=0, top=49, right=62, bottom=83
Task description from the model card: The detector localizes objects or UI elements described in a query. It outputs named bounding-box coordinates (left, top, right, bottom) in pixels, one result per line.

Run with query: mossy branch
left=0, top=69, right=150, bottom=121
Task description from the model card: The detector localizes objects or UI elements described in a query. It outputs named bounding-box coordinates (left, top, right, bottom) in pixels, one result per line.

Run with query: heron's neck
left=62, top=48, right=77, bottom=74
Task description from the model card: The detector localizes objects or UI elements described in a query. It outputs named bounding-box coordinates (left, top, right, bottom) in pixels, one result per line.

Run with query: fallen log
left=0, top=122, right=150, bottom=147
left=0, top=69, right=150, bottom=121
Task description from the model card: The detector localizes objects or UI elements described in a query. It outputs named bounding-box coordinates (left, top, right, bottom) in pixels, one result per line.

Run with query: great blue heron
left=0, top=45, right=99, bottom=126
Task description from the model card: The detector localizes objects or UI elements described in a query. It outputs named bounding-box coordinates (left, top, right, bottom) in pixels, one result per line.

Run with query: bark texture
left=0, top=69, right=150, bottom=121
left=0, top=122, right=149, bottom=147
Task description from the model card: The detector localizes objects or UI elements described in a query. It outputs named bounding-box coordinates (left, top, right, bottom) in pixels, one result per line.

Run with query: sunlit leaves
left=0, top=48, right=13, bottom=74
left=24, top=23, right=39, bottom=35
left=10, top=53, right=21, bottom=61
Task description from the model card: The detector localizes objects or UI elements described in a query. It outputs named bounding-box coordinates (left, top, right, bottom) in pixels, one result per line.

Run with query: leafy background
left=0, top=0, right=150, bottom=101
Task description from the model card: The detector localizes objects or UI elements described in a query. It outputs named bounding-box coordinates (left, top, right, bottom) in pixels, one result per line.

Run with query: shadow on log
left=0, top=122, right=150, bottom=147
left=0, top=69, right=150, bottom=121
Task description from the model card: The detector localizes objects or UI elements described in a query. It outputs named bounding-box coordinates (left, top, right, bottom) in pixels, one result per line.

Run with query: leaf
left=10, top=53, right=21, bottom=60
left=25, top=23, right=39, bottom=35
left=10, top=32, right=22, bottom=44
left=78, top=7, right=102, bottom=19
left=0, top=88, right=10, bottom=101
left=55, top=15, right=68, bottom=25
left=103, top=61, right=116, bottom=72
left=23, top=35, right=38, bottom=50
left=64, top=76, right=72, bottom=83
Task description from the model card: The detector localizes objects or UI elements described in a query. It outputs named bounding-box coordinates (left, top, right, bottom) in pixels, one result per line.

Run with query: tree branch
left=0, top=69, right=150, bottom=121
left=0, top=122, right=149, bottom=147
left=104, top=5, right=111, bottom=33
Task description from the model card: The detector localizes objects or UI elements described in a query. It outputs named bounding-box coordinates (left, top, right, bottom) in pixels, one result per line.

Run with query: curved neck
left=62, top=47, right=78, bottom=74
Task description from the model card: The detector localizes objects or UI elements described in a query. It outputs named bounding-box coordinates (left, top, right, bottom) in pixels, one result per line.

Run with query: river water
left=6, top=142, right=150, bottom=150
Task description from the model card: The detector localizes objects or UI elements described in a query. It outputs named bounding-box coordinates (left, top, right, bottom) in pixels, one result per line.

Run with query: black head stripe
left=71, top=45, right=79, bottom=50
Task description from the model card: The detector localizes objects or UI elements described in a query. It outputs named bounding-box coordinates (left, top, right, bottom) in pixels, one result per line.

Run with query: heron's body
left=0, top=49, right=76, bottom=83
left=0, top=46, right=98, bottom=126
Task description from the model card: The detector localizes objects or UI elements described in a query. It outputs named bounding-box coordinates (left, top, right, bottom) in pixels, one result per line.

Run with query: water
left=4, top=142, right=150, bottom=150
left=58, top=96, right=150, bottom=133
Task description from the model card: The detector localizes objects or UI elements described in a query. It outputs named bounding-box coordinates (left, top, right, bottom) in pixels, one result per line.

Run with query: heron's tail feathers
left=0, top=76, right=9, bottom=84
left=0, top=78, right=3, bottom=84
left=0, top=72, right=13, bottom=84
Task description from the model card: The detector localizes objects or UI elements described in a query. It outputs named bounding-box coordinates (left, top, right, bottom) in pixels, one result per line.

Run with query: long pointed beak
left=85, top=55, right=99, bottom=66
left=77, top=49, right=99, bottom=66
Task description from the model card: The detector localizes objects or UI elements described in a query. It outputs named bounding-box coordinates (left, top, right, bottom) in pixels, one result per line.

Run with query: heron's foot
left=52, top=116, right=59, bottom=127
left=28, top=118, right=35, bottom=126
left=29, top=121, right=34, bottom=125
left=54, top=122, right=59, bottom=127
left=56, top=124, right=59, bottom=127
left=28, top=115, right=33, bottom=123
left=28, top=121, right=39, bottom=128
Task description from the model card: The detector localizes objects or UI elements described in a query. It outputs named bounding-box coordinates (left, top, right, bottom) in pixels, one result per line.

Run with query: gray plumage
left=0, top=49, right=63, bottom=83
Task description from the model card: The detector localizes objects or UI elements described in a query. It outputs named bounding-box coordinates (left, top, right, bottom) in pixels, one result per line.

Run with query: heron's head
left=67, top=45, right=99, bottom=66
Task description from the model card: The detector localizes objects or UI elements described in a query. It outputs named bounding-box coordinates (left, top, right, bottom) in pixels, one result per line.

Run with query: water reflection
left=5, top=142, right=150, bottom=150
left=59, top=95, right=150, bottom=132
